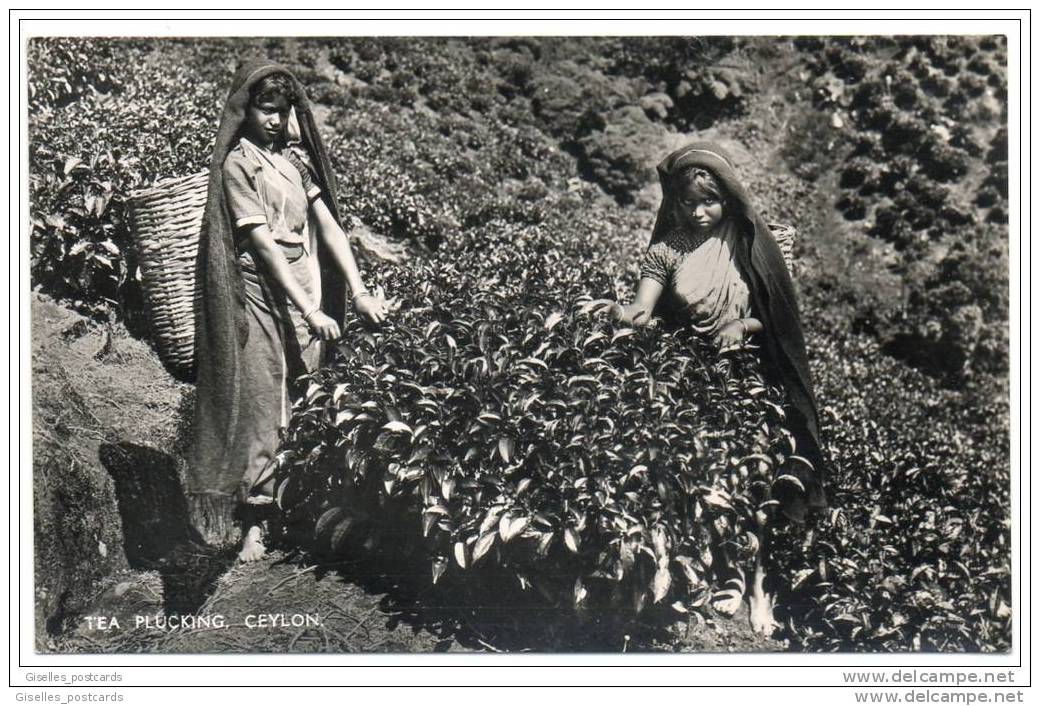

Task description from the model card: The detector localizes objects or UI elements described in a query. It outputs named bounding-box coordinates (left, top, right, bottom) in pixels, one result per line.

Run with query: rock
left=350, top=220, right=412, bottom=263
left=34, top=445, right=127, bottom=645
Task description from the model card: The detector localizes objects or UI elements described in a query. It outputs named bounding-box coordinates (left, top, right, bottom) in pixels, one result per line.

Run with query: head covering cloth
left=653, top=142, right=827, bottom=517
left=189, top=59, right=347, bottom=533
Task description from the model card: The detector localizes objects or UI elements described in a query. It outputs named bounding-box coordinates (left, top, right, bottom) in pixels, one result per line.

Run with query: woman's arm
left=588, top=277, right=665, bottom=327
left=246, top=223, right=340, bottom=340
left=621, top=277, right=665, bottom=326
left=309, top=198, right=386, bottom=324
left=741, top=317, right=763, bottom=335
left=309, top=198, right=366, bottom=295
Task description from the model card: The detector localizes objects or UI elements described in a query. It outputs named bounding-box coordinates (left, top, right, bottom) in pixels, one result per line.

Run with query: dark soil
left=52, top=547, right=779, bottom=653
left=32, top=293, right=190, bottom=647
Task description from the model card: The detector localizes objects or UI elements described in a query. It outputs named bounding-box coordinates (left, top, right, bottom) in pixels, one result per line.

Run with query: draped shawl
left=190, top=60, right=347, bottom=518
left=652, top=142, right=828, bottom=517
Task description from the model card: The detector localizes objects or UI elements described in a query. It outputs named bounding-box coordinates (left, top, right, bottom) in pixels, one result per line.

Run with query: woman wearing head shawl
left=592, top=141, right=828, bottom=634
left=190, top=60, right=388, bottom=561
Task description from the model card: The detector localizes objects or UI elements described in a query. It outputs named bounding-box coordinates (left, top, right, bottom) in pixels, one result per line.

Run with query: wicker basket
left=127, top=169, right=210, bottom=380
left=768, top=222, right=797, bottom=276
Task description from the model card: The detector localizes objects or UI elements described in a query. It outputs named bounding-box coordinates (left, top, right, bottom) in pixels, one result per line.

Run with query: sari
left=189, top=59, right=348, bottom=544
left=652, top=142, right=829, bottom=520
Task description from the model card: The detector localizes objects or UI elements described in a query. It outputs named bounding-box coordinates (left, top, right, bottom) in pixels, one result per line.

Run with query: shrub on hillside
left=919, top=141, right=971, bottom=182
left=895, top=224, right=1010, bottom=380
left=949, top=125, right=984, bottom=157
left=773, top=330, right=1010, bottom=651
left=29, top=38, right=230, bottom=318
left=529, top=59, right=641, bottom=143
left=881, top=113, right=930, bottom=155
left=576, top=106, right=673, bottom=204
left=839, top=157, right=873, bottom=189
left=920, top=72, right=954, bottom=98
left=988, top=127, right=1008, bottom=162
left=836, top=194, right=866, bottom=221
left=908, top=178, right=950, bottom=211
left=827, top=46, right=871, bottom=83
left=670, top=66, right=753, bottom=130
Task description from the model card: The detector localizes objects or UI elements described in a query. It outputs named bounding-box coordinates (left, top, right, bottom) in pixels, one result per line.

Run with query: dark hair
left=674, top=166, right=726, bottom=202
left=250, top=73, right=297, bottom=107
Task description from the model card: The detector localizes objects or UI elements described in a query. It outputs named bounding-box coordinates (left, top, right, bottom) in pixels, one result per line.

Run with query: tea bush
left=274, top=212, right=1011, bottom=651
left=773, top=329, right=1011, bottom=651
left=277, top=220, right=806, bottom=618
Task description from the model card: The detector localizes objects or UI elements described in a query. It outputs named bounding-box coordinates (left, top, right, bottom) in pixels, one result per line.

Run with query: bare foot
left=238, top=525, right=266, bottom=563
left=711, top=575, right=746, bottom=617
left=748, top=573, right=779, bottom=636
left=712, top=588, right=743, bottom=617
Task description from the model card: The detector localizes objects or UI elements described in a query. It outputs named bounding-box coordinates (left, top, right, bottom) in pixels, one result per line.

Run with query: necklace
left=668, top=226, right=717, bottom=254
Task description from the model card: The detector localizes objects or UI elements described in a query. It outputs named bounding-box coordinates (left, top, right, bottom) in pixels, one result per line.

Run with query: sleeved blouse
left=222, top=137, right=322, bottom=246
left=639, top=218, right=752, bottom=340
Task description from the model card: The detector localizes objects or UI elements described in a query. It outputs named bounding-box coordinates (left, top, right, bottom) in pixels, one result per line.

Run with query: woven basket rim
left=129, top=169, right=209, bottom=202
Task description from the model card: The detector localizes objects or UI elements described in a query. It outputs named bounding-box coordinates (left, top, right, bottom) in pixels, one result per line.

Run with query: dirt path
left=56, top=552, right=458, bottom=653
left=55, top=548, right=779, bottom=653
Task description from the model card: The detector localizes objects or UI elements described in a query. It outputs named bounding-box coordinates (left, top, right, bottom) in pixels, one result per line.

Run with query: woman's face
left=244, top=94, right=290, bottom=148
left=675, top=182, right=725, bottom=233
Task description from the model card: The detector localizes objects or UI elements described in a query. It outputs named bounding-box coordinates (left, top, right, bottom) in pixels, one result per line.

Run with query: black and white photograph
left=18, top=13, right=1020, bottom=679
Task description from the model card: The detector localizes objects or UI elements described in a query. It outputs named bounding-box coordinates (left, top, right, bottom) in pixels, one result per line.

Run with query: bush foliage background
left=28, top=36, right=1010, bottom=652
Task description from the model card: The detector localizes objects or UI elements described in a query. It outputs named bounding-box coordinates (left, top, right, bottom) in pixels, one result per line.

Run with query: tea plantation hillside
left=28, top=36, right=1011, bottom=652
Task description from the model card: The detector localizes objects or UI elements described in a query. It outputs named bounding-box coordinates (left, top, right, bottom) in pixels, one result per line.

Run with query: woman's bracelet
left=352, top=289, right=372, bottom=306
left=303, top=304, right=320, bottom=322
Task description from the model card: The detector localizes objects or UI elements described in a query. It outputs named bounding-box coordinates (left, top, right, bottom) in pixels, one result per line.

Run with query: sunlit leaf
left=472, top=531, right=497, bottom=564
left=564, top=527, right=581, bottom=554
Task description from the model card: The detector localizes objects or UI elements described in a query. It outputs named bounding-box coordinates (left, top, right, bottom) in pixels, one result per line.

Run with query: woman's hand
left=717, top=318, right=749, bottom=352
left=306, top=310, right=342, bottom=341
left=354, top=285, right=389, bottom=326
left=586, top=299, right=653, bottom=326
left=619, top=302, right=653, bottom=327
left=587, top=278, right=663, bottom=328
left=586, top=299, right=624, bottom=321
